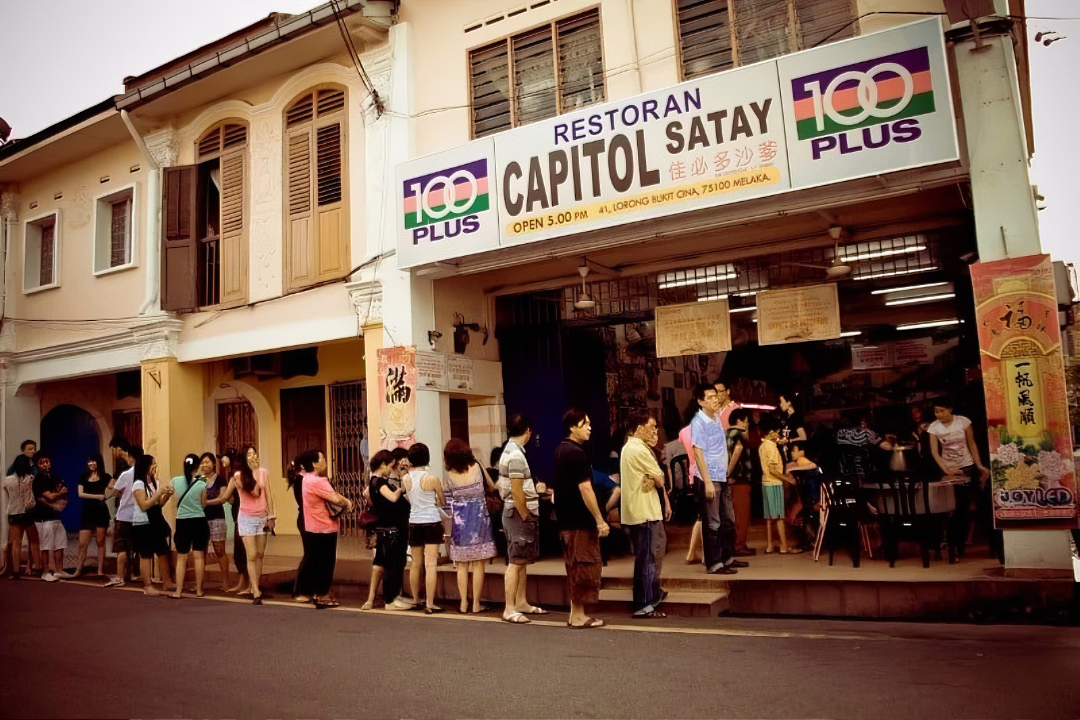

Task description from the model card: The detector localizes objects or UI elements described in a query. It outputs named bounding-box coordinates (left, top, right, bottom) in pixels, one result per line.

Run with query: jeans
left=628, top=520, right=666, bottom=613
left=377, top=528, right=408, bottom=603
left=696, top=481, right=736, bottom=570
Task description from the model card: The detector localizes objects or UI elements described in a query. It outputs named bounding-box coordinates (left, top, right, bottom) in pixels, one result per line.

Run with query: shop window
left=23, top=212, right=60, bottom=293
left=94, top=186, right=135, bottom=274
left=283, top=87, right=349, bottom=293
left=217, top=399, right=258, bottom=458
left=470, top=9, right=605, bottom=138
left=280, top=385, right=327, bottom=476
left=161, top=121, right=249, bottom=312
left=675, top=0, right=856, bottom=81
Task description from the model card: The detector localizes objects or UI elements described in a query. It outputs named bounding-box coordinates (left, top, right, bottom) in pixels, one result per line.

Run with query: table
left=863, top=478, right=958, bottom=515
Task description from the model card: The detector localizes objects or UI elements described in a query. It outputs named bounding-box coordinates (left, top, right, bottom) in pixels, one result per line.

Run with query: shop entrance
left=41, top=404, right=101, bottom=532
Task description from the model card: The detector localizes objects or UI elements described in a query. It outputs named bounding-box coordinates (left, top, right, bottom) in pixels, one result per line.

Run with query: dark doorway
left=41, top=405, right=101, bottom=532
left=280, top=386, right=326, bottom=475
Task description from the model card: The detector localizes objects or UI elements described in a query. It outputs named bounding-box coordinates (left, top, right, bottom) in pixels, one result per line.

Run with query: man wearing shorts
left=104, top=444, right=140, bottom=588
left=552, top=409, right=609, bottom=629
left=32, top=452, right=68, bottom=581
left=498, top=413, right=547, bottom=624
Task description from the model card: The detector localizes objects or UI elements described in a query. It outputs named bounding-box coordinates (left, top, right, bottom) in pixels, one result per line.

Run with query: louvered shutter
left=795, top=0, right=855, bottom=50
left=733, top=0, right=794, bottom=65
left=161, top=165, right=198, bottom=312
left=471, top=42, right=512, bottom=138
left=677, top=0, right=735, bottom=80
left=556, top=9, right=605, bottom=111
left=286, top=128, right=316, bottom=290
left=219, top=148, right=248, bottom=305
left=315, top=122, right=347, bottom=281
left=513, top=27, right=557, bottom=126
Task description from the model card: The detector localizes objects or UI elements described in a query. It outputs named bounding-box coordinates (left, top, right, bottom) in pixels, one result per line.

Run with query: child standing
left=759, top=415, right=798, bottom=554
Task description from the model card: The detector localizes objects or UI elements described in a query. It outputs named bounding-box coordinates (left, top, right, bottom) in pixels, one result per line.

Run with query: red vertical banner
left=972, top=255, right=1076, bottom=525
left=377, top=346, right=418, bottom=450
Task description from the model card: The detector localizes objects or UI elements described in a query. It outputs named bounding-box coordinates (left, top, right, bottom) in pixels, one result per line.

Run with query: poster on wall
left=655, top=299, right=732, bottom=358
left=972, top=255, right=1076, bottom=525
left=447, top=355, right=475, bottom=392
left=416, top=352, right=448, bottom=391
left=852, top=345, right=892, bottom=370
left=377, top=346, right=418, bottom=449
left=757, top=284, right=842, bottom=346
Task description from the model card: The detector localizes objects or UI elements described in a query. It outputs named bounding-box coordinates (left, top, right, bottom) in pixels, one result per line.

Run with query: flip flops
left=568, top=618, right=605, bottom=629
left=502, top=612, right=531, bottom=624
left=633, top=610, right=668, bottom=620
left=522, top=605, right=549, bottom=615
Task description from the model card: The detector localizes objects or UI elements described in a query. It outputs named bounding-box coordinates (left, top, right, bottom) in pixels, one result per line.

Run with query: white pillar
left=954, top=30, right=1072, bottom=571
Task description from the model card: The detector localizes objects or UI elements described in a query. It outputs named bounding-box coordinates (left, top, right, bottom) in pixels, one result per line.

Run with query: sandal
left=633, top=610, right=668, bottom=619
left=522, top=605, right=549, bottom=615
left=764, top=548, right=776, bottom=554
left=568, top=618, right=605, bottom=629
left=502, top=612, right=531, bottom=624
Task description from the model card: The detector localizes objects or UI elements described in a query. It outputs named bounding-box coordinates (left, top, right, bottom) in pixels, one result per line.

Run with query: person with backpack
left=172, top=454, right=210, bottom=599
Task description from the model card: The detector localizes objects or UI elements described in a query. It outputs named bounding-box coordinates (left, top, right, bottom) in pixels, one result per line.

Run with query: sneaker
left=42, top=572, right=58, bottom=583
left=387, top=598, right=414, bottom=611
left=104, top=577, right=125, bottom=588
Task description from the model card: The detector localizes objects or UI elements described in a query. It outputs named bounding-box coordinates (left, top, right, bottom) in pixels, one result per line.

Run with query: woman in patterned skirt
left=443, top=439, right=497, bottom=614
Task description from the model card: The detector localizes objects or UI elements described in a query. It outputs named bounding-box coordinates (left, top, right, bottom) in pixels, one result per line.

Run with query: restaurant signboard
left=377, top=346, right=418, bottom=449
left=971, top=255, right=1076, bottom=524
left=655, top=300, right=733, bottom=357
left=397, top=19, right=958, bottom=269
left=757, top=284, right=842, bottom=346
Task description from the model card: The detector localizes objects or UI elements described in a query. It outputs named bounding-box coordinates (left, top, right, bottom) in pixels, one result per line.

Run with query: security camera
left=428, top=330, right=442, bottom=350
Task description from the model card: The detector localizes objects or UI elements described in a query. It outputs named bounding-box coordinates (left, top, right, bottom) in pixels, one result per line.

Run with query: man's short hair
left=562, top=408, right=588, bottom=435
left=390, top=447, right=410, bottom=462
left=129, top=445, right=144, bottom=461
left=693, top=383, right=715, bottom=403
left=729, top=409, right=750, bottom=426
left=758, top=414, right=781, bottom=435
left=407, top=443, right=431, bottom=468
left=507, top=412, right=531, bottom=438
left=20, top=439, right=36, bottom=451
left=33, top=450, right=50, bottom=464
left=626, top=408, right=653, bottom=435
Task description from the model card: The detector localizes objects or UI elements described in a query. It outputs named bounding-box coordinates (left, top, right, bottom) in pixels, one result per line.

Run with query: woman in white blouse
left=927, top=398, right=989, bottom=563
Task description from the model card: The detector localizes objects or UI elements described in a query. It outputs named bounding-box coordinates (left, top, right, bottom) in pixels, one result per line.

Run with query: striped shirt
left=497, top=440, right=538, bottom=512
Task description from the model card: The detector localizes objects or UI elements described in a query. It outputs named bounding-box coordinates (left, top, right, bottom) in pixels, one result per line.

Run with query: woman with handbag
left=443, top=439, right=497, bottom=614
left=131, top=455, right=176, bottom=596
left=362, top=450, right=413, bottom=611
left=297, top=449, right=353, bottom=608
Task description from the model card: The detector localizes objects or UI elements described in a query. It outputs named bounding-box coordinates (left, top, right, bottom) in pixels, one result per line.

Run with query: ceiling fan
left=574, top=265, right=596, bottom=310
left=781, top=226, right=852, bottom=280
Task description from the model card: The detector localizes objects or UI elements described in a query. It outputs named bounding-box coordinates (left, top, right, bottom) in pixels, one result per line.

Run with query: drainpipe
left=120, top=110, right=163, bottom=316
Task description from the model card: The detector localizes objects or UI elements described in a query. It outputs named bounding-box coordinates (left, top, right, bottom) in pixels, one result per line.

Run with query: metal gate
left=329, top=380, right=366, bottom=536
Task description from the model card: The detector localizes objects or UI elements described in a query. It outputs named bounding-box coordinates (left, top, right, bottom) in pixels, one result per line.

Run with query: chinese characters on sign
left=377, top=347, right=418, bottom=449
left=757, top=284, right=841, bottom=346
left=416, top=352, right=449, bottom=391
left=446, top=355, right=475, bottom=392
left=972, top=255, right=1076, bottom=524
left=654, top=300, right=733, bottom=358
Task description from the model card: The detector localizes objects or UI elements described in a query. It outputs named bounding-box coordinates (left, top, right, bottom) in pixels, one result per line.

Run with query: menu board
left=655, top=300, right=732, bottom=358
left=447, top=355, right=475, bottom=392
left=416, top=352, right=448, bottom=391
left=757, top=284, right=841, bottom=346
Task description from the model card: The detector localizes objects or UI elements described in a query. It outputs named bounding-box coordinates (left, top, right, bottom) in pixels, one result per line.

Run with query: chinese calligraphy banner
left=971, top=255, right=1076, bottom=525
left=378, top=346, right=418, bottom=447
left=655, top=300, right=733, bottom=358
left=757, top=284, right=842, bottom=346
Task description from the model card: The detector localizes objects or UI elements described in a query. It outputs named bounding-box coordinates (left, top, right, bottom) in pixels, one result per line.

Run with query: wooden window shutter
left=732, top=0, right=794, bottom=65
left=677, top=0, right=734, bottom=80
left=162, top=165, right=198, bottom=312
left=556, top=9, right=605, bottom=112
left=513, top=26, right=557, bottom=126
left=470, top=41, right=512, bottom=138
left=795, top=0, right=855, bottom=50
left=219, top=149, right=248, bottom=305
left=316, top=122, right=347, bottom=280
left=286, top=128, right=316, bottom=290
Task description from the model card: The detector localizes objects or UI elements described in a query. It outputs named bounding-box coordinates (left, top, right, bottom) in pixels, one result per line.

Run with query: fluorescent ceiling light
left=840, top=331, right=862, bottom=337
left=659, top=273, right=737, bottom=289
left=729, top=306, right=757, bottom=313
left=696, top=294, right=729, bottom=302
left=871, top=282, right=950, bottom=295
left=857, top=266, right=939, bottom=281
left=840, top=245, right=926, bottom=263
left=885, top=292, right=957, bottom=306
left=733, top=290, right=759, bottom=297
left=741, top=403, right=777, bottom=411
left=896, top=319, right=961, bottom=331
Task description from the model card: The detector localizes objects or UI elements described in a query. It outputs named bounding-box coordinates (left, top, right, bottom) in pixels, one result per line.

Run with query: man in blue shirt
left=690, top=384, right=743, bottom=574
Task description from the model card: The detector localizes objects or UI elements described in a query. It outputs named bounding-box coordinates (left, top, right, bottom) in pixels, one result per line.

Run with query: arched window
left=283, top=86, right=349, bottom=292
left=161, top=120, right=249, bottom=311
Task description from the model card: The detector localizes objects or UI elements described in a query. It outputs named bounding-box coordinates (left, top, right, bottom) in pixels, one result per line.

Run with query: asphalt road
left=1, top=580, right=1078, bottom=719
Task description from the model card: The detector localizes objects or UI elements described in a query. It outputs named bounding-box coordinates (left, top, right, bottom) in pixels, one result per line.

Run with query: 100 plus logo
left=403, top=159, right=489, bottom=245
left=791, top=47, right=936, bottom=160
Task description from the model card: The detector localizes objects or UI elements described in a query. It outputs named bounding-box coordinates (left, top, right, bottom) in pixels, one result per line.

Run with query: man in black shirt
left=32, top=452, right=69, bottom=582
left=552, top=408, right=609, bottom=629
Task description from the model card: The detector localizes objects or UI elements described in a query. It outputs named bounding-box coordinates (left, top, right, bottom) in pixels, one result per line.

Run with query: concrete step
left=597, top=587, right=730, bottom=618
